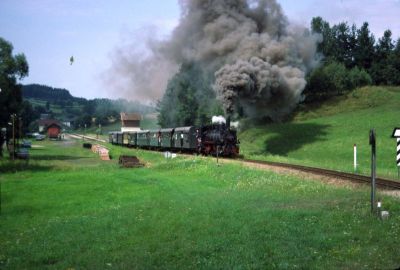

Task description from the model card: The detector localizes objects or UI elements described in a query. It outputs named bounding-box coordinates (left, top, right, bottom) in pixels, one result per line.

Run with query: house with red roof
left=38, top=119, right=62, bottom=139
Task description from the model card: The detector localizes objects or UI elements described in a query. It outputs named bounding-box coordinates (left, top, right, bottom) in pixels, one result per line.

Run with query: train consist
left=109, top=117, right=239, bottom=157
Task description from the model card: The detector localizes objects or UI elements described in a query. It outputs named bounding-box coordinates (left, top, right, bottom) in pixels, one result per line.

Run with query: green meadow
left=1, top=139, right=399, bottom=269
left=240, top=86, right=400, bottom=179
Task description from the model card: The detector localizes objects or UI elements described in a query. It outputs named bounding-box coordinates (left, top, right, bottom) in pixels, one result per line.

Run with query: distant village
left=35, top=112, right=142, bottom=140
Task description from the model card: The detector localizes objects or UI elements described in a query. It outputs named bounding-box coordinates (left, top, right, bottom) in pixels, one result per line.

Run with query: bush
left=323, top=62, right=350, bottom=94
left=348, top=67, right=372, bottom=88
left=304, top=61, right=372, bottom=102
left=304, top=66, right=336, bottom=102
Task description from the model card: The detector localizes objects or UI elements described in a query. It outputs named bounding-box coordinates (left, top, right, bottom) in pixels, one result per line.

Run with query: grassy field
left=240, top=86, right=400, bottom=179
left=1, top=139, right=400, bottom=269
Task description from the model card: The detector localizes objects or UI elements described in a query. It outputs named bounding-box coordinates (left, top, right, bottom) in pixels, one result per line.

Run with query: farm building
left=120, top=113, right=142, bottom=132
left=38, top=119, right=62, bottom=138
left=38, top=119, right=59, bottom=133
left=46, top=123, right=62, bottom=138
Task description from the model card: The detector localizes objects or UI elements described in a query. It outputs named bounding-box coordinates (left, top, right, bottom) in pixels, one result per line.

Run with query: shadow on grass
left=0, top=162, right=53, bottom=173
left=259, top=123, right=330, bottom=156
left=31, top=155, right=90, bottom=161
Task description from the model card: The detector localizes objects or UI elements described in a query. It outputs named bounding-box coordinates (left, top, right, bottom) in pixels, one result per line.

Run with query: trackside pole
left=369, top=129, right=376, bottom=214
left=397, top=138, right=400, bottom=179
left=391, top=128, right=400, bottom=179
left=354, top=144, right=357, bottom=172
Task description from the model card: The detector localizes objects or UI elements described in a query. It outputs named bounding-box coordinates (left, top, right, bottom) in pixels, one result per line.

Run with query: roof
left=46, top=123, right=62, bottom=129
left=120, top=113, right=142, bottom=121
left=160, top=128, right=174, bottom=133
left=38, top=119, right=61, bottom=127
left=175, top=126, right=195, bottom=132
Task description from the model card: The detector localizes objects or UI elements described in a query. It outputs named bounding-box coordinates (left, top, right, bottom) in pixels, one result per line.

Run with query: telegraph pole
left=369, top=129, right=376, bottom=213
left=19, top=117, right=22, bottom=146
left=11, top=114, right=16, bottom=161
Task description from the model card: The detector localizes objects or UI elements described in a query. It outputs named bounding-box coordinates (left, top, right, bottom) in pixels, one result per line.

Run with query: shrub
left=304, top=61, right=372, bottom=102
left=323, top=61, right=350, bottom=94
left=348, top=67, right=372, bottom=88
left=304, top=66, right=336, bottom=102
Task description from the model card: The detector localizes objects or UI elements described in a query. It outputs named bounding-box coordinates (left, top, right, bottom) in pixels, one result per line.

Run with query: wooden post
left=19, top=117, right=22, bottom=147
left=12, top=114, right=15, bottom=161
left=369, top=129, right=376, bottom=214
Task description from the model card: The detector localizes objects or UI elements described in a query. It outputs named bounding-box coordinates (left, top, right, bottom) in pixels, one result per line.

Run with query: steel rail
left=241, top=159, right=400, bottom=190
left=68, top=133, right=106, bottom=143
left=68, top=133, right=400, bottom=190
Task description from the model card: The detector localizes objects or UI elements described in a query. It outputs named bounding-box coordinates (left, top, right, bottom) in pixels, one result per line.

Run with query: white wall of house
left=121, top=127, right=141, bottom=132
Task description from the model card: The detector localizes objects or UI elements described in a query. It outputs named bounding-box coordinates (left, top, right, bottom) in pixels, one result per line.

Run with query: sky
left=1, top=0, right=399, bottom=100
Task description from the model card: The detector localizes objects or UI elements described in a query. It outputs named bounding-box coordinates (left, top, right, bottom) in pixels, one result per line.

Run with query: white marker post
left=391, top=128, right=400, bottom=178
left=353, top=144, right=357, bottom=172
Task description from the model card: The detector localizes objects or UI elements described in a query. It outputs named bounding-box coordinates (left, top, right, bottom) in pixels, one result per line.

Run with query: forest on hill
left=21, top=84, right=155, bottom=131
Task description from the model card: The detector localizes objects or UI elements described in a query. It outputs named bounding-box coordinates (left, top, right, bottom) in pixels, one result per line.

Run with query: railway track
left=67, top=133, right=400, bottom=190
left=67, top=133, right=106, bottom=143
left=241, top=159, right=400, bottom=190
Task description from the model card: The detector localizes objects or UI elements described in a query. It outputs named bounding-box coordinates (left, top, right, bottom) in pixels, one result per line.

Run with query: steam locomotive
left=109, top=117, right=239, bottom=157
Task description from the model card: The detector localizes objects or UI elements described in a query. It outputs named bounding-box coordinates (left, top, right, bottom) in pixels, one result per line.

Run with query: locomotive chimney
left=226, top=115, right=231, bottom=129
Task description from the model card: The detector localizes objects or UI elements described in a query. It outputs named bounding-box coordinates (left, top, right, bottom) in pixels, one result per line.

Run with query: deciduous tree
left=0, top=37, right=29, bottom=156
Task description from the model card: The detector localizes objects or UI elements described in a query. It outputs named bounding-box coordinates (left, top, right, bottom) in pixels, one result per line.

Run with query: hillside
left=22, top=84, right=157, bottom=130
left=239, top=86, right=400, bottom=179
left=23, top=84, right=76, bottom=102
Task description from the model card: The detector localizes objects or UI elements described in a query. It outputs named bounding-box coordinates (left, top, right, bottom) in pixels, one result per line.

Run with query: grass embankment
left=1, top=139, right=400, bottom=269
left=240, top=86, right=400, bottom=179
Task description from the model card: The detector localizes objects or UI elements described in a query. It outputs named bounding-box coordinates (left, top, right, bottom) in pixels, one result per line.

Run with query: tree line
left=305, top=17, right=400, bottom=101
left=23, top=84, right=75, bottom=102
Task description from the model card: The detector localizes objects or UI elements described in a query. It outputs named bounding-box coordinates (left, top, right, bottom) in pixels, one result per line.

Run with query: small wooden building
left=38, top=119, right=62, bottom=139
left=46, top=123, right=62, bottom=139
left=120, top=113, right=141, bottom=132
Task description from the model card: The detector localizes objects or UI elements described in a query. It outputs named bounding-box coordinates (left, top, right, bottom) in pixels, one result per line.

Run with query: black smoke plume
left=105, top=0, right=319, bottom=122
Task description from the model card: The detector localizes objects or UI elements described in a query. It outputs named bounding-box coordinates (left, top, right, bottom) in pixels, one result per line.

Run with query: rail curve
left=241, top=159, right=400, bottom=190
